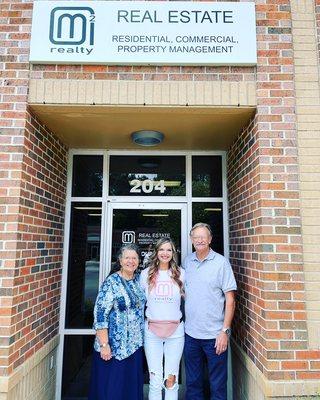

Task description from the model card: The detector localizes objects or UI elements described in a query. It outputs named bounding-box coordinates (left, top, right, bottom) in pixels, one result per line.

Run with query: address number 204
left=129, top=179, right=166, bottom=194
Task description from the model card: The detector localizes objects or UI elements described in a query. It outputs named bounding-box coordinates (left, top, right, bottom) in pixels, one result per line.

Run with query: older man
left=183, top=223, right=237, bottom=400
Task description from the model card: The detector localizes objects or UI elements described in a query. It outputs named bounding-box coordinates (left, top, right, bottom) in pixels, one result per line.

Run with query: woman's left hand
left=100, top=344, right=112, bottom=361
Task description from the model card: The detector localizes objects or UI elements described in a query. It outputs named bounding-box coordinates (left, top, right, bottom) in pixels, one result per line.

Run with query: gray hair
left=108, top=243, right=140, bottom=276
left=118, top=243, right=140, bottom=261
left=189, top=223, right=213, bottom=237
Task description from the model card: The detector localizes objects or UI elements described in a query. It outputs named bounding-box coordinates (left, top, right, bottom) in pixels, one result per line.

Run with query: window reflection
left=62, top=335, right=94, bottom=399
left=192, top=156, right=222, bottom=197
left=109, top=156, right=186, bottom=196
left=65, top=202, right=101, bottom=328
left=192, top=202, right=224, bottom=254
left=72, top=155, right=103, bottom=197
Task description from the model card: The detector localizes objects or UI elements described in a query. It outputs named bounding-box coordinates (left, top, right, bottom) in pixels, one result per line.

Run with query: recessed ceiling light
left=131, top=130, right=164, bottom=146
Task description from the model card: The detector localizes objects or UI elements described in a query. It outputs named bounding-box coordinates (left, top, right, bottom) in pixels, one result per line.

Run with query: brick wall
left=0, top=0, right=68, bottom=379
left=316, top=0, right=320, bottom=57
left=1, top=0, right=32, bottom=377
left=0, top=109, right=67, bottom=376
left=297, top=0, right=320, bottom=351
left=29, top=64, right=256, bottom=82
left=228, top=0, right=320, bottom=389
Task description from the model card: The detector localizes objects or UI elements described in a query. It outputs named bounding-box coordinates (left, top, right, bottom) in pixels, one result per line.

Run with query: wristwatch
left=222, top=328, right=231, bottom=337
left=99, top=342, right=109, bottom=348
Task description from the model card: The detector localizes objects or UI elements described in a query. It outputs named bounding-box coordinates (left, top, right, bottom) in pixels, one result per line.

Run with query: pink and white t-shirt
left=140, top=267, right=185, bottom=337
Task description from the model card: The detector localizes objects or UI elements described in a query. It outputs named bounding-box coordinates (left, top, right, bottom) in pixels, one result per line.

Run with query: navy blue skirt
left=88, top=347, right=144, bottom=400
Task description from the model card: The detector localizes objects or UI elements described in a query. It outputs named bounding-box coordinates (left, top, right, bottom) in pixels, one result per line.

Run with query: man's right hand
left=214, top=332, right=228, bottom=355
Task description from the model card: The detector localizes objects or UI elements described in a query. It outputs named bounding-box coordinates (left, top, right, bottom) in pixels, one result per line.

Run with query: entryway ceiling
left=29, top=105, right=255, bottom=150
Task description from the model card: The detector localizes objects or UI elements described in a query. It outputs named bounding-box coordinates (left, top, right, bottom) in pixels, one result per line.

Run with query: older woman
left=140, top=238, right=185, bottom=400
left=88, top=243, right=146, bottom=400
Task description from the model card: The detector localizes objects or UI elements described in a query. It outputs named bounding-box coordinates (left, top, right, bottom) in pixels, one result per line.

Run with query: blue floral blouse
left=93, top=272, right=146, bottom=360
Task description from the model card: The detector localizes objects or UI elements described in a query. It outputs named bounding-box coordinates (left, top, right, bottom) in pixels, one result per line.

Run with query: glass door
left=106, top=202, right=187, bottom=399
left=106, top=203, right=187, bottom=276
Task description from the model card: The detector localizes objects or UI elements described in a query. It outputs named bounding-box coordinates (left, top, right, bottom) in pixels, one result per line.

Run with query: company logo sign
left=30, top=2, right=257, bottom=65
left=122, top=231, right=135, bottom=244
left=48, top=6, right=95, bottom=55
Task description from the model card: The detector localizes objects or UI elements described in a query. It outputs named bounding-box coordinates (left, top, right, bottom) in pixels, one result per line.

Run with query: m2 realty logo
left=49, top=7, right=95, bottom=55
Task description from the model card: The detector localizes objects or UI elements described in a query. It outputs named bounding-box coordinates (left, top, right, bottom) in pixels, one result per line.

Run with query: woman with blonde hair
left=140, top=238, right=185, bottom=400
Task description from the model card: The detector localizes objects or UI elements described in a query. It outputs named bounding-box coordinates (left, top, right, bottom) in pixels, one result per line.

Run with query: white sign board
left=29, top=1, right=257, bottom=66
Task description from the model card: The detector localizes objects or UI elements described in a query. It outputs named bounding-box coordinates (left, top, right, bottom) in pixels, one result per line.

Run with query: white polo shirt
left=183, top=249, right=237, bottom=339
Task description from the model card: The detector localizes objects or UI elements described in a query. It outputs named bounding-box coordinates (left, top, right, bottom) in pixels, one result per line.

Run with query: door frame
left=56, top=149, right=229, bottom=400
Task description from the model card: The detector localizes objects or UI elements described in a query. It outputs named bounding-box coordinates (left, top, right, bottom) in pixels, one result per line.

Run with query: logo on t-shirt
left=152, top=278, right=174, bottom=303
left=155, top=280, right=173, bottom=297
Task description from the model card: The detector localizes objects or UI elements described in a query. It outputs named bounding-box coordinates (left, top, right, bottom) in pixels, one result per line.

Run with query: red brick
left=296, top=351, right=320, bottom=360
left=296, top=371, right=320, bottom=379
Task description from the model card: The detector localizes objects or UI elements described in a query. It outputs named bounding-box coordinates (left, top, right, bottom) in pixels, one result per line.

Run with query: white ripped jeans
left=144, top=324, right=184, bottom=400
